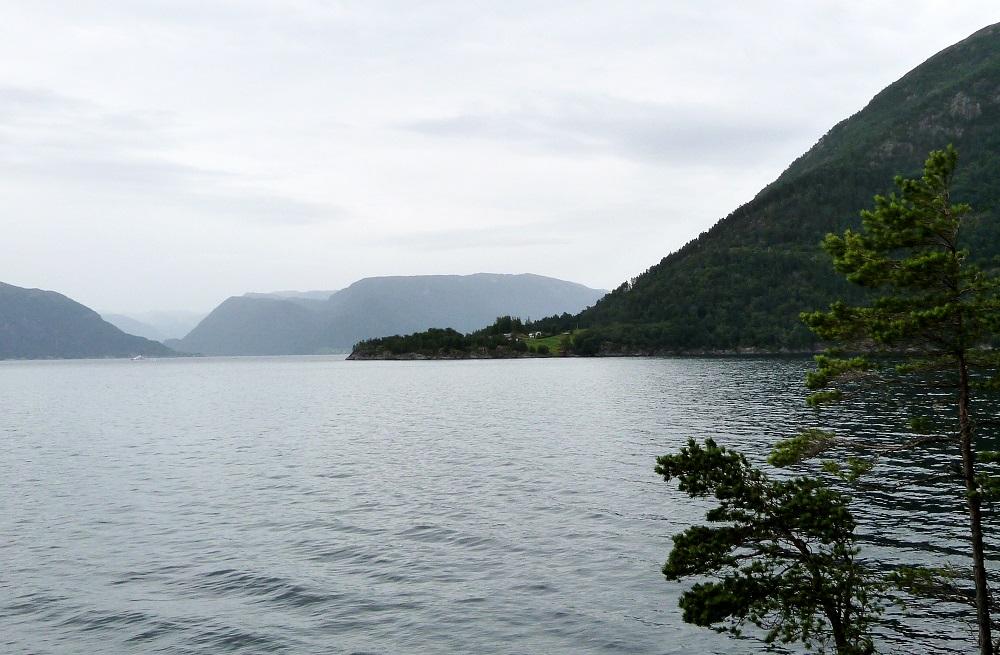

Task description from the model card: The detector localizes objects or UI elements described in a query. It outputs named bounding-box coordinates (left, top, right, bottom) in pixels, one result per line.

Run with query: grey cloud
left=0, top=86, right=83, bottom=115
left=2, top=2, right=994, bottom=314
left=1, top=156, right=341, bottom=226
left=186, top=193, right=343, bottom=226
left=4, top=156, right=226, bottom=189
left=405, top=95, right=813, bottom=165
left=0, top=85, right=343, bottom=226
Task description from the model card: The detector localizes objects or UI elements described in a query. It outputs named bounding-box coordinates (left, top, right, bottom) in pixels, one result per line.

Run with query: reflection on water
left=0, top=356, right=991, bottom=653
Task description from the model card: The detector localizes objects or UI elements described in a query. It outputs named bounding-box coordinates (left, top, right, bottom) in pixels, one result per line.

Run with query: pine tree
left=800, top=146, right=1000, bottom=654
left=656, top=438, right=881, bottom=654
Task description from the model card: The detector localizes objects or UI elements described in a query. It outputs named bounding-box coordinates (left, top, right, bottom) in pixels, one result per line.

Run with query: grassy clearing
left=523, top=331, right=581, bottom=355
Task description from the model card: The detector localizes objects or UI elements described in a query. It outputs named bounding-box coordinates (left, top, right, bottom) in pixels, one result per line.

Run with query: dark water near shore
left=0, top=356, right=988, bottom=653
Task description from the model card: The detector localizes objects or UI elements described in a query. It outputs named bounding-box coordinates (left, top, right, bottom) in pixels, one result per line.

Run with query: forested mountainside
left=0, top=282, right=175, bottom=359
left=546, top=22, right=1000, bottom=353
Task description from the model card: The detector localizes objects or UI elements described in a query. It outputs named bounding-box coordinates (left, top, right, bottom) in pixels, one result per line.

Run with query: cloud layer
left=406, top=95, right=813, bottom=166
left=0, top=2, right=997, bottom=312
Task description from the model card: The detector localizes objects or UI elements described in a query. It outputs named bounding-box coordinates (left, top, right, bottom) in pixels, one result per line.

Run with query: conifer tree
left=656, top=438, right=881, bottom=654
left=800, top=146, right=1000, bottom=654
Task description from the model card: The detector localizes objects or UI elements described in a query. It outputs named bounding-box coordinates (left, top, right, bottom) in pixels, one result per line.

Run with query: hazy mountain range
left=0, top=273, right=604, bottom=359
left=168, top=274, right=606, bottom=356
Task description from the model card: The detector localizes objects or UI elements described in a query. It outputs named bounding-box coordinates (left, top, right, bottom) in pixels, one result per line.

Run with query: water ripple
left=0, top=355, right=988, bottom=654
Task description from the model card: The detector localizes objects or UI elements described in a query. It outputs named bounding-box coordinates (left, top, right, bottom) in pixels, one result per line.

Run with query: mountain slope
left=566, top=23, right=1000, bottom=353
left=172, top=273, right=606, bottom=356
left=171, top=296, right=324, bottom=356
left=0, top=282, right=175, bottom=359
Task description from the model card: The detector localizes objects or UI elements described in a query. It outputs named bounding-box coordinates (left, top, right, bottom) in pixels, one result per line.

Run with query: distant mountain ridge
left=171, top=273, right=606, bottom=356
left=244, top=290, right=338, bottom=301
left=0, top=282, right=174, bottom=359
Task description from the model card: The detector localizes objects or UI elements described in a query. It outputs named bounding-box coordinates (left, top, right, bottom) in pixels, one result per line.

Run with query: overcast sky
left=2, top=1, right=998, bottom=313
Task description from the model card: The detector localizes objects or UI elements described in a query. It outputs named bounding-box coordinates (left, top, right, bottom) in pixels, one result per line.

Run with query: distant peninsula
left=348, top=319, right=570, bottom=360
left=347, top=321, right=809, bottom=360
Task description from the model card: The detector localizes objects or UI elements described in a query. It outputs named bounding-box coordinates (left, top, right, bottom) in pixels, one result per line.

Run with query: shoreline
left=346, top=347, right=819, bottom=360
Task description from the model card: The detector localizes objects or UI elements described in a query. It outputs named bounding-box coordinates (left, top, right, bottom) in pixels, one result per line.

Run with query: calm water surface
left=0, top=356, right=984, bottom=653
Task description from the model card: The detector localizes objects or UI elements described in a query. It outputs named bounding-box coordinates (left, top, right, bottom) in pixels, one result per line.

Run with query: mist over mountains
left=102, top=310, right=206, bottom=342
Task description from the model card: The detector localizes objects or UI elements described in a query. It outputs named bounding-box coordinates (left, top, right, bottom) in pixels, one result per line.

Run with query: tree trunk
left=959, top=353, right=994, bottom=655
left=824, top=603, right=850, bottom=654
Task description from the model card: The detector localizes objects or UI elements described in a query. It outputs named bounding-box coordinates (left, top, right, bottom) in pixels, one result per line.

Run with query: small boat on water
left=131, top=355, right=145, bottom=361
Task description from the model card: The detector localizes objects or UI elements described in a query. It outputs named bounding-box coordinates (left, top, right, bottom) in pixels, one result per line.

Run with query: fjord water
left=0, top=357, right=977, bottom=654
